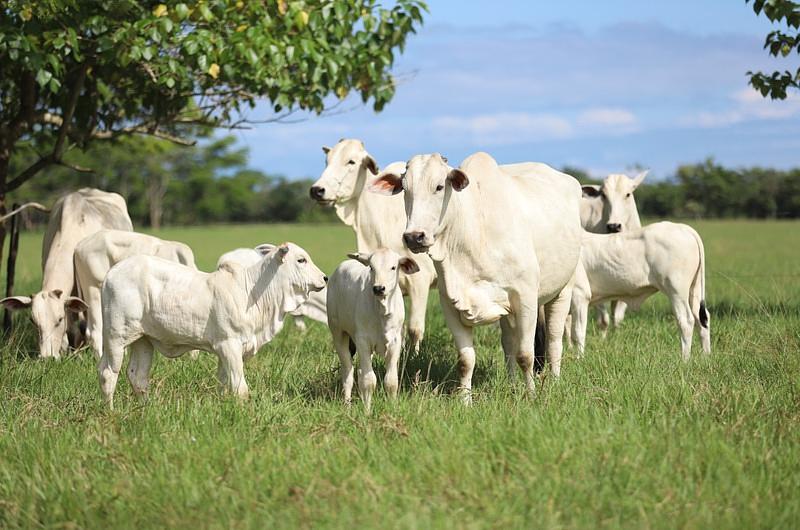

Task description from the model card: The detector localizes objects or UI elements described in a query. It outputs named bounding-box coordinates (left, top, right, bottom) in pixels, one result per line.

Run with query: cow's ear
left=347, top=252, right=371, bottom=266
left=50, top=289, right=63, bottom=299
left=369, top=173, right=403, bottom=196
left=582, top=185, right=602, bottom=198
left=398, top=257, right=420, bottom=275
left=447, top=169, right=469, bottom=192
left=64, top=296, right=88, bottom=313
left=254, top=243, right=276, bottom=256
left=631, top=170, right=649, bottom=189
left=363, top=155, right=378, bottom=175
left=277, top=244, right=290, bottom=262
left=0, top=296, right=32, bottom=310
left=322, top=145, right=331, bottom=155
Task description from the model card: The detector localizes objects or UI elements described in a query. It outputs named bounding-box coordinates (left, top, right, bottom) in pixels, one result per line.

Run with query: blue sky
left=229, top=1, right=800, bottom=180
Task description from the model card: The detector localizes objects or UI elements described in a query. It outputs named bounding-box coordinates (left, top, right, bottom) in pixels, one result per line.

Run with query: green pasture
left=1, top=221, right=798, bottom=528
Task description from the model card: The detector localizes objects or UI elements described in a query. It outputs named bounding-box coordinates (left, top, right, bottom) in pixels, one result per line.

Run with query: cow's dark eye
left=626, top=193, right=631, bottom=198
left=57, top=317, right=63, bottom=325
left=297, top=258, right=307, bottom=264
left=435, top=184, right=444, bottom=192
left=347, top=160, right=356, bottom=165
left=391, top=266, right=396, bottom=271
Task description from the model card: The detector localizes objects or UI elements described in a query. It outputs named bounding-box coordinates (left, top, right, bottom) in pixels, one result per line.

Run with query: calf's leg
left=382, top=334, right=402, bottom=400
left=355, top=338, right=376, bottom=413
left=215, top=342, right=249, bottom=398
left=127, top=337, right=155, bottom=398
left=332, top=331, right=355, bottom=405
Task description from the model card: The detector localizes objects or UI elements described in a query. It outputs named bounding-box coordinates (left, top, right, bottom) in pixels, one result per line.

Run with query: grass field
left=1, top=221, right=798, bottom=529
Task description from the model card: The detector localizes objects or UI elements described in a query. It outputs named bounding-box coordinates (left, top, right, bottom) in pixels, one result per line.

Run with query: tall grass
left=1, top=221, right=798, bottom=528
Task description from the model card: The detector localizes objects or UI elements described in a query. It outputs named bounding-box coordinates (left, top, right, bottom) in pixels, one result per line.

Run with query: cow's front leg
left=439, top=292, right=475, bottom=405
left=215, top=341, right=249, bottom=398
left=499, top=315, right=518, bottom=382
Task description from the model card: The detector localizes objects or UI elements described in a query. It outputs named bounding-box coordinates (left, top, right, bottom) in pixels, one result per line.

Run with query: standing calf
left=570, top=222, right=710, bottom=360
left=327, top=249, right=419, bottom=412
left=98, top=242, right=327, bottom=409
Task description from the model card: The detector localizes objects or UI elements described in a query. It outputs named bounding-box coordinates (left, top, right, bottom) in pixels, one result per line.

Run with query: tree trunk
left=0, top=152, right=9, bottom=273
left=3, top=203, right=20, bottom=333
left=148, top=173, right=167, bottom=230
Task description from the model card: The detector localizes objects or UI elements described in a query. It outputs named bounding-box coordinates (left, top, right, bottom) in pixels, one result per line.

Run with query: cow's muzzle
left=403, top=231, right=430, bottom=253
left=606, top=223, right=622, bottom=233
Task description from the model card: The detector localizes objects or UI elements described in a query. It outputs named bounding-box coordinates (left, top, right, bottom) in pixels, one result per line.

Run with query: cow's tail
left=688, top=227, right=709, bottom=329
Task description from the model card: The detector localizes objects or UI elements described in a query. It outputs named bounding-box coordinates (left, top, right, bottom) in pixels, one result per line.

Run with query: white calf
left=326, top=249, right=419, bottom=412
left=98, top=242, right=327, bottom=409
left=570, top=222, right=711, bottom=360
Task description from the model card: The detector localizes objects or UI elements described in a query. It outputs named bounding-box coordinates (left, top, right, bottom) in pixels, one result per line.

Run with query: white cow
left=327, top=249, right=420, bottom=412
left=1, top=188, right=132, bottom=358
left=98, top=242, right=327, bottom=409
left=74, top=229, right=197, bottom=359
left=371, top=152, right=583, bottom=402
left=309, top=139, right=436, bottom=352
left=578, top=171, right=648, bottom=331
left=216, top=245, right=328, bottom=329
left=569, top=222, right=710, bottom=360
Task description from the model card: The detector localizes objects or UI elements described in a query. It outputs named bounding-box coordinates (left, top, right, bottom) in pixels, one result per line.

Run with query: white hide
left=216, top=245, right=328, bottom=328
left=577, top=171, right=647, bottom=332
left=1, top=188, right=132, bottom=358
left=97, top=242, right=327, bottom=409
left=74, top=229, right=197, bottom=359
left=371, top=152, right=583, bottom=402
left=309, top=139, right=436, bottom=352
left=569, top=221, right=710, bottom=360
left=327, top=249, right=419, bottom=412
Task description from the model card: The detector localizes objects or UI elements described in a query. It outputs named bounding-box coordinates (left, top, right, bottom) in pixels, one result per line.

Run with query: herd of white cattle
left=1, top=139, right=710, bottom=411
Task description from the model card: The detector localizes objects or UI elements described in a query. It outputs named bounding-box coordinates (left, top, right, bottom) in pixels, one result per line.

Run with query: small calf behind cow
left=98, top=242, right=327, bottom=409
left=326, top=248, right=419, bottom=412
left=570, top=221, right=711, bottom=360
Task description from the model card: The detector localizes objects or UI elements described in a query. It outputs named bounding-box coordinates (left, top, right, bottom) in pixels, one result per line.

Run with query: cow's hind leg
left=127, top=338, right=155, bottom=399
left=98, top=336, right=128, bottom=410
left=669, top=292, right=695, bottom=361
left=544, top=283, right=573, bottom=378
left=612, top=300, right=628, bottom=327
left=500, top=315, right=518, bottom=381
left=596, top=303, right=611, bottom=338
left=215, top=341, right=248, bottom=398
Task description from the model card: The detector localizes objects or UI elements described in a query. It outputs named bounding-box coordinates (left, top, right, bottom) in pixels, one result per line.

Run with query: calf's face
left=267, top=243, right=328, bottom=293
left=1, top=290, right=87, bottom=358
left=310, top=139, right=378, bottom=204
left=582, top=171, right=647, bottom=233
left=349, top=249, right=419, bottom=298
left=369, top=153, right=468, bottom=254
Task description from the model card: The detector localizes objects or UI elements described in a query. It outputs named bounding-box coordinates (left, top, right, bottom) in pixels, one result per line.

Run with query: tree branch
left=0, top=202, right=50, bottom=223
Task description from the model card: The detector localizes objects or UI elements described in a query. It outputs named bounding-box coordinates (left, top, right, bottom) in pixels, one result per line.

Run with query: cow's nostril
left=323, top=276, right=328, bottom=283
left=310, top=186, right=325, bottom=200
left=606, top=223, right=622, bottom=233
left=372, top=285, right=386, bottom=295
left=403, top=231, right=426, bottom=247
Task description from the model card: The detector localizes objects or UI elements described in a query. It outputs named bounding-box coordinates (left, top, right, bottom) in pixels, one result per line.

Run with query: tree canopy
left=0, top=0, right=426, bottom=195
left=747, top=0, right=800, bottom=99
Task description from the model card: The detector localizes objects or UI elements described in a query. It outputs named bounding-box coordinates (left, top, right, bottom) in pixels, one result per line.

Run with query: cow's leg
left=127, top=338, right=155, bottom=399
left=355, top=338, right=376, bottom=413
left=544, top=283, right=573, bottom=378
left=612, top=300, right=628, bottom=327
left=85, top=287, right=104, bottom=360
left=596, top=303, right=610, bottom=338
left=668, top=293, right=695, bottom=361
left=293, top=317, right=308, bottom=333
left=405, top=273, right=430, bottom=353
left=500, top=315, right=518, bottom=381
left=512, top=302, right=539, bottom=397
left=98, top=335, right=128, bottom=410
left=382, top=334, right=402, bottom=401
left=571, top=299, right=589, bottom=358
left=440, top=292, right=476, bottom=405
left=332, top=331, right=354, bottom=405
left=697, top=310, right=711, bottom=355
left=216, top=341, right=249, bottom=398
left=563, top=314, right=572, bottom=348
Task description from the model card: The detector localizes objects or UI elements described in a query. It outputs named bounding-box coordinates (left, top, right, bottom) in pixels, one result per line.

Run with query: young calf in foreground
left=570, top=221, right=710, bottom=360
left=98, top=242, right=327, bottom=409
left=327, top=249, right=419, bottom=412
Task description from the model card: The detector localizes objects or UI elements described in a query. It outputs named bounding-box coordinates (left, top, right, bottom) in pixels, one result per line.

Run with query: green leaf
left=175, top=3, right=190, bottom=20
left=36, top=69, right=53, bottom=87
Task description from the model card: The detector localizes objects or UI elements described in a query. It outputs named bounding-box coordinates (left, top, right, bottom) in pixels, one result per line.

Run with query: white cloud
left=432, top=112, right=573, bottom=145
left=577, top=108, right=638, bottom=129
left=681, top=88, right=800, bottom=128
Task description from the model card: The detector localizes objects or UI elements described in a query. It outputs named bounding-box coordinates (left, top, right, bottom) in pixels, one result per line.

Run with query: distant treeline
left=9, top=137, right=800, bottom=227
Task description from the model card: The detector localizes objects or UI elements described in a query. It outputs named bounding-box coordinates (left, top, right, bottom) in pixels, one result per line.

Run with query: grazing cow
left=569, top=222, right=710, bottom=360
left=98, top=242, right=327, bottom=409
left=327, top=249, right=419, bottom=412
left=309, top=139, right=436, bottom=352
left=371, top=152, right=583, bottom=402
left=74, top=229, right=197, bottom=359
left=1, top=188, right=132, bottom=358
left=216, top=245, right=328, bottom=329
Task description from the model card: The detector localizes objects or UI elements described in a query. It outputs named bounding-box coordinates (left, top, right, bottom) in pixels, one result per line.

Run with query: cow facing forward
left=372, top=152, right=583, bottom=402
left=569, top=222, right=710, bottom=360
left=98, top=242, right=327, bottom=409
left=327, top=249, right=419, bottom=412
